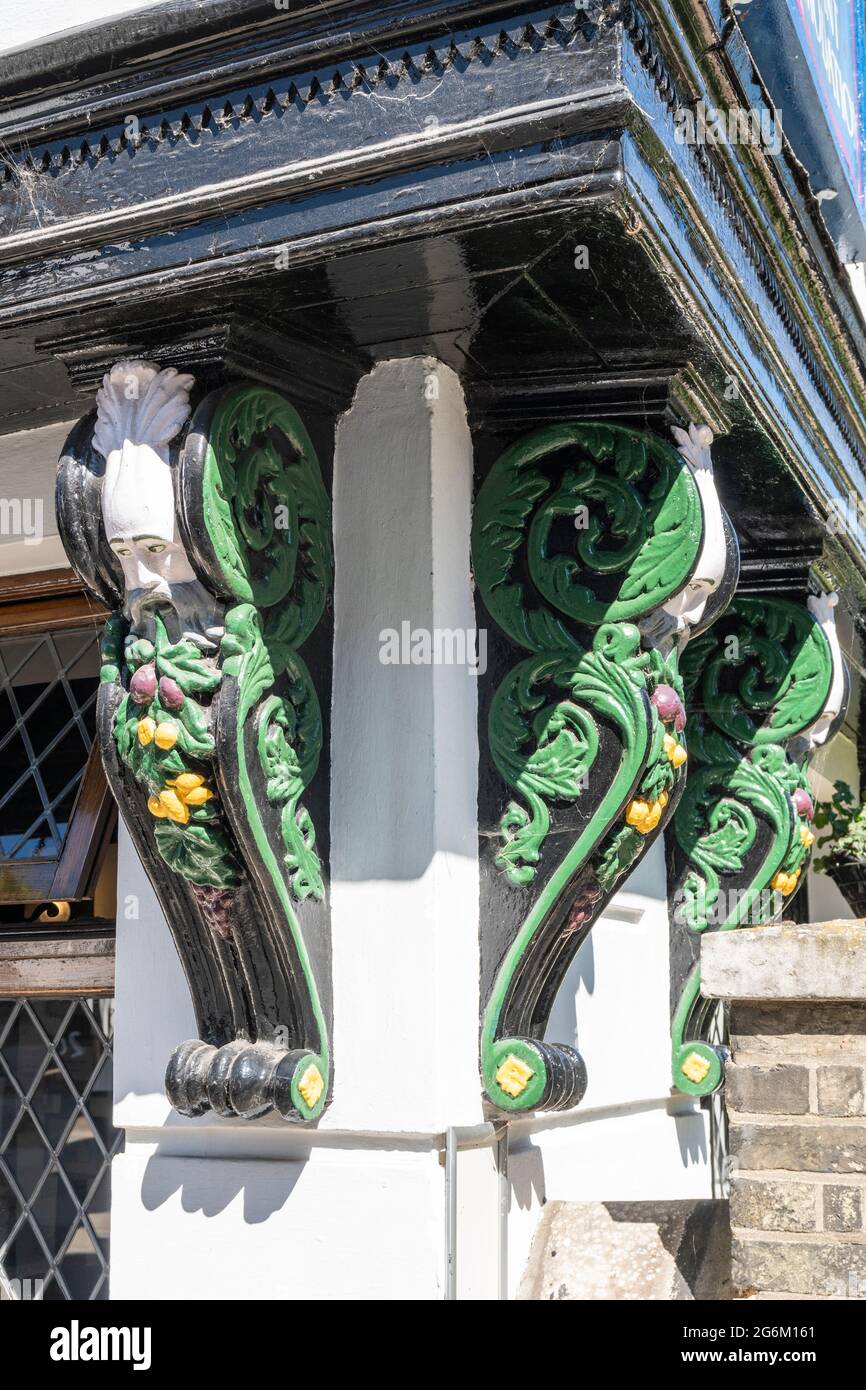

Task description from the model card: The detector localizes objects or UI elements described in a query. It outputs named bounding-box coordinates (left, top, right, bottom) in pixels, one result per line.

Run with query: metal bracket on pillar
left=471, top=419, right=738, bottom=1113
left=668, top=588, right=849, bottom=1096
left=56, top=360, right=334, bottom=1122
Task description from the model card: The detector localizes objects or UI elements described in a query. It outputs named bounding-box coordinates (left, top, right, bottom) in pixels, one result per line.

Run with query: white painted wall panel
left=110, top=1146, right=444, bottom=1301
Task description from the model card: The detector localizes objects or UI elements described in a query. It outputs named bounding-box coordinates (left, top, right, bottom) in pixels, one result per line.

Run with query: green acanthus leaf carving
left=688, top=798, right=755, bottom=874
left=124, top=637, right=155, bottom=673
left=200, top=387, right=332, bottom=649
left=222, top=603, right=275, bottom=711
left=676, top=795, right=757, bottom=935
left=258, top=676, right=324, bottom=901
left=472, top=419, right=705, bottom=1112
left=171, top=695, right=216, bottom=759
left=639, top=715, right=677, bottom=802
left=472, top=450, right=577, bottom=653
left=496, top=798, right=549, bottom=888
left=490, top=651, right=599, bottom=885
left=223, top=606, right=325, bottom=903
left=489, top=624, right=651, bottom=885
left=152, top=612, right=222, bottom=695
left=674, top=749, right=790, bottom=935
left=592, top=699, right=686, bottom=896
left=690, top=598, right=833, bottom=745
left=473, top=422, right=702, bottom=645
left=669, top=597, right=833, bottom=1097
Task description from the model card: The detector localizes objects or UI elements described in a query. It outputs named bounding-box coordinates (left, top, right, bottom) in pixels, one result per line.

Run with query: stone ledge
left=518, top=1200, right=731, bottom=1300
left=702, top=922, right=866, bottom=1003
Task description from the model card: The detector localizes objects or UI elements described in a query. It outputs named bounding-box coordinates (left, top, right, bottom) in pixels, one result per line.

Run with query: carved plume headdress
left=93, top=360, right=194, bottom=461
left=94, top=361, right=195, bottom=544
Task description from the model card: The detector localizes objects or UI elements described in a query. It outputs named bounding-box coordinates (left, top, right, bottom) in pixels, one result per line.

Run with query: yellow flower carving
left=154, top=722, right=179, bottom=750
left=626, top=797, right=664, bottom=835
left=170, top=773, right=206, bottom=792
left=158, top=789, right=189, bottom=824
left=771, top=868, right=801, bottom=896
left=165, top=773, right=214, bottom=805
left=663, top=733, right=688, bottom=768
left=148, top=771, right=216, bottom=822
left=183, top=786, right=213, bottom=805
left=800, top=827, right=815, bottom=848
left=138, top=717, right=156, bottom=746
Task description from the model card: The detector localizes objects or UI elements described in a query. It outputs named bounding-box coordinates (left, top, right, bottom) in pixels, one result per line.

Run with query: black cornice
left=2, top=0, right=866, bottom=600
left=0, top=0, right=552, bottom=129
left=1, top=0, right=355, bottom=101
left=0, top=8, right=617, bottom=264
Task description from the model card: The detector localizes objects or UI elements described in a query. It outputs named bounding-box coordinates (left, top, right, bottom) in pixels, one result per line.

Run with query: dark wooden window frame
left=0, top=568, right=114, bottom=907
left=0, top=931, right=114, bottom=997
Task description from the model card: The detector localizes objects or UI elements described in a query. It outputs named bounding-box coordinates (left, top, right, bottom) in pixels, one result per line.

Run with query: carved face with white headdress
left=806, top=590, right=847, bottom=750
left=664, top=423, right=728, bottom=640
left=93, top=361, right=223, bottom=644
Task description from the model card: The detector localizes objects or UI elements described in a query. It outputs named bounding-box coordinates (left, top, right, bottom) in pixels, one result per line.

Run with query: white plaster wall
left=110, top=1144, right=444, bottom=1300
left=1, top=1, right=164, bottom=53
left=847, top=263, right=866, bottom=331
left=0, top=421, right=72, bottom=573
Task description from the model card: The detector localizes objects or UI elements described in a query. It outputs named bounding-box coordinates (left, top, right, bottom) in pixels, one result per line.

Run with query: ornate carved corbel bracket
left=56, top=362, right=333, bottom=1122
left=472, top=419, right=738, bottom=1114
left=669, top=587, right=849, bottom=1096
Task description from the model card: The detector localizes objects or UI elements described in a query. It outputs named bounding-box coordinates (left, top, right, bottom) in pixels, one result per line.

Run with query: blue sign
left=786, top=0, right=866, bottom=213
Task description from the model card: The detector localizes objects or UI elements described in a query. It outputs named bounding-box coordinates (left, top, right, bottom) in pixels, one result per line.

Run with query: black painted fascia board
left=0, top=0, right=541, bottom=126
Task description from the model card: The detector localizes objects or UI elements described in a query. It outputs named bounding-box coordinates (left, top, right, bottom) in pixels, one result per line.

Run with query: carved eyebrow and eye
left=110, top=537, right=170, bottom=556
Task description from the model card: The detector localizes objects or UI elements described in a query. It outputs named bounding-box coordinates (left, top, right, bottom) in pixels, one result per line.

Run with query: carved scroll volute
left=471, top=420, right=735, bottom=1114
left=669, top=588, right=848, bottom=1097
left=56, top=362, right=333, bottom=1122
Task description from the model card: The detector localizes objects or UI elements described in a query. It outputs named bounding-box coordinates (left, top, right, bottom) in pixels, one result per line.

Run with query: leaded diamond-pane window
left=0, top=631, right=98, bottom=862
left=0, top=997, right=122, bottom=1301
left=0, top=617, right=113, bottom=906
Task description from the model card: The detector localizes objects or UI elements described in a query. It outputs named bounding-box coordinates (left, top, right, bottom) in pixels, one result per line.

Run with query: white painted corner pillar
left=109, top=356, right=490, bottom=1301
left=330, top=356, right=481, bottom=1134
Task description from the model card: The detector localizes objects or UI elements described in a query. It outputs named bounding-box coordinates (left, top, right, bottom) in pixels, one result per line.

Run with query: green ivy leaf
left=595, top=825, right=642, bottom=894
left=153, top=819, right=241, bottom=890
